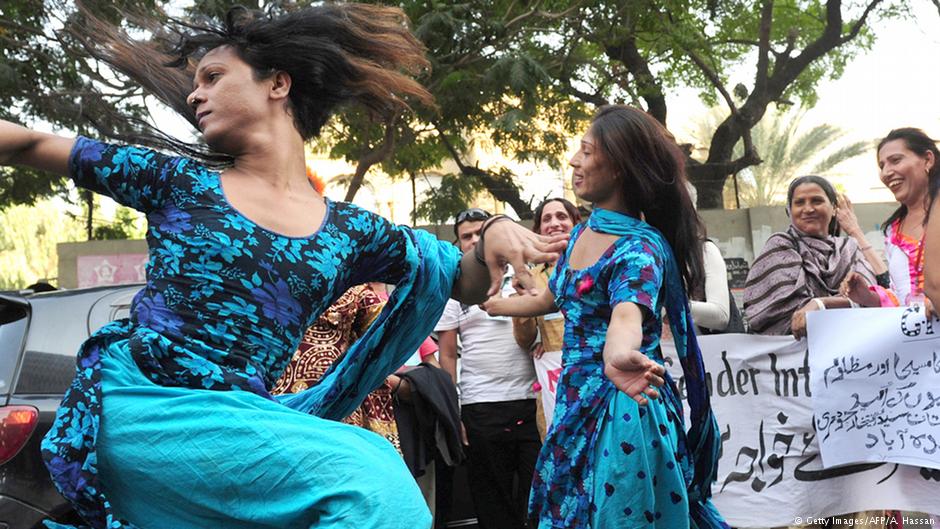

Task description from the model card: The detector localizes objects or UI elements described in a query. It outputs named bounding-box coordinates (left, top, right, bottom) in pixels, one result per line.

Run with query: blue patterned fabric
left=41, top=137, right=460, bottom=529
left=529, top=208, right=727, bottom=529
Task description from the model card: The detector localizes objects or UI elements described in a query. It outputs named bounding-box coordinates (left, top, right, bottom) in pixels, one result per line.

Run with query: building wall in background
left=58, top=203, right=900, bottom=289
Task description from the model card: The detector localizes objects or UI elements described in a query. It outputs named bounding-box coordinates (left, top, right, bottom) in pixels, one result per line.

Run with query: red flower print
left=576, top=275, right=595, bottom=295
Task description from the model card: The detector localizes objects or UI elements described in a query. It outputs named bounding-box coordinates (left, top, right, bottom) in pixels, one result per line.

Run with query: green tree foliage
left=730, top=110, right=867, bottom=206
left=336, top=0, right=912, bottom=213
left=0, top=0, right=921, bottom=220
left=0, top=0, right=167, bottom=207
left=325, top=1, right=591, bottom=218
left=0, top=200, right=84, bottom=289
left=89, top=206, right=147, bottom=240
left=531, top=0, right=908, bottom=208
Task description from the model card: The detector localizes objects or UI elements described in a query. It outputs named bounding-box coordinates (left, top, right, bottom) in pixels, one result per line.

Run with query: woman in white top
left=686, top=183, right=733, bottom=333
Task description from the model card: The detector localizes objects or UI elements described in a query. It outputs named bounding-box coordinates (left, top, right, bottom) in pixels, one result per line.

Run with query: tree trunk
left=688, top=164, right=727, bottom=210
left=84, top=190, right=94, bottom=240
left=344, top=120, right=397, bottom=203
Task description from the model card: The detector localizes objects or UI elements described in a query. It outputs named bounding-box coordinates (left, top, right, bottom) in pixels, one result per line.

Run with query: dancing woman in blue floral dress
left=0, top=5, right=568, bottom=529
left=486, top=106, right=728, bottom=528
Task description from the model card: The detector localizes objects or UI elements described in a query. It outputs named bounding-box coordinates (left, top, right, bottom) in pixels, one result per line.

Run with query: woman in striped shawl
left=744, top=175, right=878, bottom=338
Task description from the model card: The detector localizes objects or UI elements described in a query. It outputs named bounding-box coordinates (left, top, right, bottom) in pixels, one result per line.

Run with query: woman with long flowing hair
left=485, top=106, right=726, bottom=528
left=0, top=4, right=568, bottom=528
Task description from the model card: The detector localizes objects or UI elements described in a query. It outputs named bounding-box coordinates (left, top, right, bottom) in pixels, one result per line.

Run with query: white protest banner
left=662, top=334, right=940, bottom=528
left=807, top=306, right=940, bottom=470
left=532, top=350, right=562, bottom=425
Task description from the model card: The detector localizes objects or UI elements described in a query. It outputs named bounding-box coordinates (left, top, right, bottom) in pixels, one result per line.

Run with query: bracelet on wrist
left=392, top=377, right=404, bottom=395
left=473, top=215, right=512, bottom=266
left=812, top=298, right=826, bottom=311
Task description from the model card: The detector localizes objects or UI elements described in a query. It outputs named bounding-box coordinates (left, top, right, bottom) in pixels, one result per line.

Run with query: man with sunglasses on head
left=436, top=208, right=541, bottom=529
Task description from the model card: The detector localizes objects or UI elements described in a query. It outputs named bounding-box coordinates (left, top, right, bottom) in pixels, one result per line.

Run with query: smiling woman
left=788, top=179, right=838, bottom=238
left=744, top=175, right=878, bottom=337
left=845, top=128, right=939, bottom=310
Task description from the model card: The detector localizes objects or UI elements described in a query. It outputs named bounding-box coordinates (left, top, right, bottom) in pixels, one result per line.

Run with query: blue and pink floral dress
left=530, top=209, right=727, bottom=529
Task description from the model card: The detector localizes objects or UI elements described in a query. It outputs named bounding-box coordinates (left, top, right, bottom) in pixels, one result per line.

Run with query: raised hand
left=839, top=271, right=880, bottom=307
left=835, top=193, right=863, bottom=237
left=478, top=219, right=568, bottom=296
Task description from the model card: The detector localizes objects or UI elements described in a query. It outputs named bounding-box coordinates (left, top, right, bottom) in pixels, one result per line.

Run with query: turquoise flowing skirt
left=96, top=339, right=431, bottom=529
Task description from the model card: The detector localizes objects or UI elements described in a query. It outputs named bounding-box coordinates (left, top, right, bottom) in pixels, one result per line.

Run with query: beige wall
left=701, top=202, right=898, bottom=263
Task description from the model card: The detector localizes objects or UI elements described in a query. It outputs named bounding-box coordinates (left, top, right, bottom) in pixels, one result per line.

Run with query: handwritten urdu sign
left=807, top=306, right=940, bottom=470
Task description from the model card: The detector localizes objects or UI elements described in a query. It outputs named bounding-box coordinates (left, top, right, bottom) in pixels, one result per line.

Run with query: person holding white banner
left=744, top=175, right=878, bottom=339
left=486, top=105, right=727, bottom=529
left=511, top=197, right=581, bottom=434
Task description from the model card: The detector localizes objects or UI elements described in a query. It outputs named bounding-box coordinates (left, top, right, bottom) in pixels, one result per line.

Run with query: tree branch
left=706, top=152, right=763, bottom=176
left=0, top=18, right=49, bottom=38
left=684, top=49, right=739, bottom=120
left=433, top=123, right=533, bottom=218
left=681, top=46, right=759, bottom=163
left=754, top=0, right=774, bottom=96
left=605, top=35, right=667, bottom=124
left=343, top=117, right=397, bottom=202
left=559, top=84, right=609, bottom=107
left=839, top=0, right=883, bottom=44
left=503, top=0, right=583, bottom=28
left=769, top=0, right=883, bottom=97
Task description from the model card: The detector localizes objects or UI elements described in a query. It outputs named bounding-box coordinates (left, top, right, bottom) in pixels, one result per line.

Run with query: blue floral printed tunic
left=530, top=212, right=727, bottom=529
left=41, top=138, right=460, bottom=529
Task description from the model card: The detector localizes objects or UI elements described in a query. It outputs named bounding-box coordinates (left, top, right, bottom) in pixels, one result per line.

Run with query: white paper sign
left=807, top=306, right=940, bottom=470
left=661, top=334, right=940, bottom=527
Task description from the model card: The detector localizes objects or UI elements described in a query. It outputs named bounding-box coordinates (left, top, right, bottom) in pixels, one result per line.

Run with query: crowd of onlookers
left=275, top=126, right=937, bottom=529
left=744, top=128, right=937, bottom=340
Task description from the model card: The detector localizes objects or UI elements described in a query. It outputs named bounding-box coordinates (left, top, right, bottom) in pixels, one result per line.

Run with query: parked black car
left=0, top=283, right=483, bottom=529
left=0, top=284, right=142, bottom=529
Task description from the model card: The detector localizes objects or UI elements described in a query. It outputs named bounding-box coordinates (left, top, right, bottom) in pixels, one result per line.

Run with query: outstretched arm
left=451, top=217, right=568, bottom=305
left=483, top=287, right=556, bottom=318
left=0, top=120, right=74, bottom=175
left=604, top=302, right=664, bottom=404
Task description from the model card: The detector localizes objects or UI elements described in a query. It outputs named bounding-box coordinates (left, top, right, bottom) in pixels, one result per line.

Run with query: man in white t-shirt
left=436, top=208, right=540, bottom=529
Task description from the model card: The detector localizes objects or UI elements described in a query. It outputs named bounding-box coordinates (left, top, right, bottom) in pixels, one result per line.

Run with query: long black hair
left=877, top=128, right=940, bottom=235
left=588, top=105, right=704, bottom=291
left=70, top=3, right=433, bottom=165
left=786, top=175, right=840, bottom=236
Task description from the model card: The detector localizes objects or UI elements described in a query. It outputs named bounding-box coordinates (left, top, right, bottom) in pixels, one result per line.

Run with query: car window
left=15, top=286, right=141, bottom=395
left=0, top=302, right=28, bottom=397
